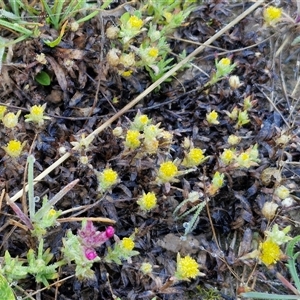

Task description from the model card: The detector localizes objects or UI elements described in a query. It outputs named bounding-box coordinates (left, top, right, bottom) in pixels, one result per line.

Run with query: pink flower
left=84, top=248, right=98, bottom=260
left=78, top=221, right=114, bottom=248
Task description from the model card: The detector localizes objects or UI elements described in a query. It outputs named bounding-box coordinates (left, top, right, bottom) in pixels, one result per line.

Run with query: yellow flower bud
left=2, top=110, right=21, bottom=128
left=206, top=110, right=219, bottom=125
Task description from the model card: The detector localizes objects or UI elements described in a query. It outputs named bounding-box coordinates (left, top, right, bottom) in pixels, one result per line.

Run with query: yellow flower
left=140, top=262, right=153, bottom=275
left=175, top=254, right=201, bottom=280
left=182, top=148, right=206, bottom=167
left=236, top=152, right=251, bottom=168
left=148, top=47, right=159, bottom=58
left=128, top=15, right=143, bottom=30
left=2, top=110, right=21, bottom=128
left=259, top=240, right=281, bottom=266
left=137, top=192, right=157, bottom=211
left=48, top=209, right=57, bottom=217
left=25, top=104, right=50, bottom=126
left=206, top=110, right=219, bottom=125
left=139, top=46, right=160, bottom=65
left=97, top=168, right=118, bottom=192
left=0, top=105, right=7, bottom=120
left=3, top=140, right=25, bottom=158
left=215, top=57, right=236, bottom=79
left=264, top=6, right=282, bottom=26
left=125, top=130, right=141, bottom=149
left=131, top=113, right=150, bottom=131
left=219, top=57, right=231, bottom=67
left=220, top=149, right=235, bottom=165
left=275, top=185, right=289, bottom=199
left=157, top=161, right=178, bottom=183
left=121, top=237, right=135, bottom=251
left=121, top=70, right=133, bottom=77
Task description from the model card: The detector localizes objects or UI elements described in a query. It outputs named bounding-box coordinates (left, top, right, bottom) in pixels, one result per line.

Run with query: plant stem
left=27, top=155, right=35, bottom=220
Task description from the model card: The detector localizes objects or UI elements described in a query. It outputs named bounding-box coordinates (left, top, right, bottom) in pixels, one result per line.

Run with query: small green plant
left=62, top=221, right=115, bottom=279
left=106, top=1, right=195, bottom=82
left=0, top=239, right=64, bottom=286
left=105, top=233, right=139, bottom=265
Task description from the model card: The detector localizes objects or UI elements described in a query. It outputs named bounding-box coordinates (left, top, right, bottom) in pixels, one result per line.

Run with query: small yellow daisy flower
left=25, top=104, right=50, bottom=126
left=236, top=152, right=251, bottom=168
left=148, top=47, right=159, bottom=58
left=157, top=161, right=178, bottom=183
left=128, top=15, right=143, bottom=30
left=182, top=148, right=206, bottom=167
left=125, top=130, right=141, bottom=149
left=263, top=6, right=282, bottom=26
left=220, top=149, right=235, bottom=165
left=97, top=168, right=118, bottom=192
left=137, top=192, right=157, bottom=211
left=121, top=237, right=135, bottom=251
left=259, top=240, right=281, bottom=266
left=206, top=110, right=219, bottom=125
left=131, top=113, right=150, bottom=131
left=218, top=57, right=231, bottom=67
left=175, top=254, right=202, bottom=280
left=2, top=139, right=25, bottom=158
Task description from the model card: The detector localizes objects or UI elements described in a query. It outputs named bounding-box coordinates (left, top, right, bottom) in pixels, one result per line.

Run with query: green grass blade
left=40, top=0, right=57, bottom=29
left=286, top=236, right=300, bottom=291
left=241, top=292, right=300, bottom=299
left=0, top=19, right=33, bottom=35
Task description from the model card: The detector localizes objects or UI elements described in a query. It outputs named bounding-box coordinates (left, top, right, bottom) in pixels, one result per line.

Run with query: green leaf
left=44, top=20, right=68, bottom=47
left=292, top=36, right=300, bottom=46
left=35, top=71, right=51, bottom=86
left=0, top=274, right=15, bottom=300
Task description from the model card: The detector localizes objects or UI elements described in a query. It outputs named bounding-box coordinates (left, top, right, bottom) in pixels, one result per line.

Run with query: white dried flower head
left=106, top=26, right=120, bottom=39
left=281, top=197, right=294, bottom=208
left=229, top=75, right=241, bottom=90
left=113, top=126, right=123, bottom=137
left=261, top=202, right=278, bottom=220
left=107, top=48, right=121, bottom=67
